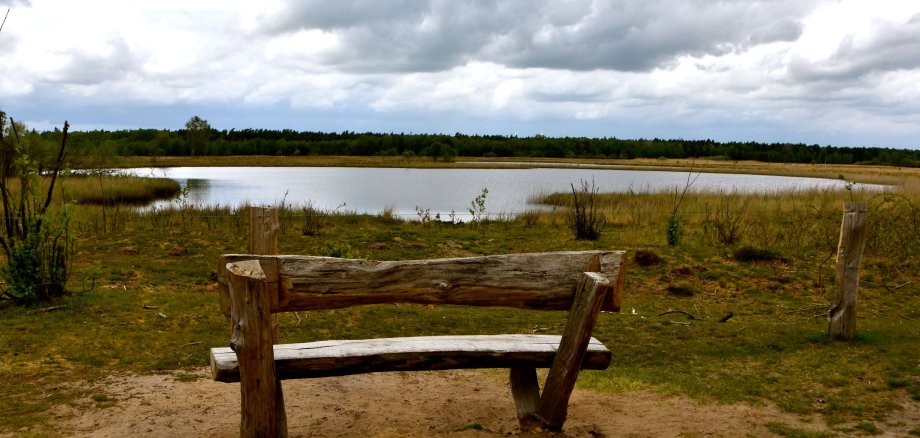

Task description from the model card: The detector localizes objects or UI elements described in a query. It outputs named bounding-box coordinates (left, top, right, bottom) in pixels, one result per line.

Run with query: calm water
left=132, top=166, right=865, bottom=218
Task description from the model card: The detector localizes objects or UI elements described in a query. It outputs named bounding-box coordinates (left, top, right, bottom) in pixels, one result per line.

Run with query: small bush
left=666, top=214, right=683, bottom=246
left=301, top=202, right=327, bottom=236
left=568, top=179, right=604, bottom=240
left=733, top=246, right=783, bottom=262
left=704, top=190, right=749, bottom=246
left=322, top=241, right=358, bottom=259
left=0, top=115, right=72, bottom=305
left=468, top=187, right=488, bottom=235
left=633, top=249, right=663, bottom=267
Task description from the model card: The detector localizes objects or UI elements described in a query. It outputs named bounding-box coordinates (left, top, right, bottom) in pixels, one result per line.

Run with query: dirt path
left=43, top=369, right=920, bottom=438
left=45, top=368, right=915, bottom=437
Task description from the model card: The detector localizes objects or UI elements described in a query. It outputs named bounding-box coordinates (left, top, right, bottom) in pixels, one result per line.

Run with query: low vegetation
left=0, top=160, right=918, bottom=435
left=60, top=174, right=180, bottom=205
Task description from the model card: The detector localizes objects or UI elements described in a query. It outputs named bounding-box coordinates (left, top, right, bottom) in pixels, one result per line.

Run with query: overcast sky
left=1, top=0, right=919, bottom=149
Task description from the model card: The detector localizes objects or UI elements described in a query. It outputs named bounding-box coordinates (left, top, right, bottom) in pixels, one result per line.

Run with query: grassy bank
left=60, top=175, right=180, bottom=205
left=0, top=164, right=918, bottom=436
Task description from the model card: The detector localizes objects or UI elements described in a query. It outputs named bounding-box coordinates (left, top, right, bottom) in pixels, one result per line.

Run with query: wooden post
left=228, top=261, right=286, bottom=438
left=533, top=272, right=611, bottom=431
left=248, top=207, right=281, bottom=340
left=510, top=367, right=540, bottom=425
left=249, top=207, right=279, bottom=256
left=828, top=202, right=868, bottom=341
left=246, top=207, right=287, bottom=435
left=219, top=207, right=280, bottom=317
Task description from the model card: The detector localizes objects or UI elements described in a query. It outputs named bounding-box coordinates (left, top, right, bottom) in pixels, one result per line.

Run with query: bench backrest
left=218, top=250, right=626, bottom=435
left=217, top=251, right=625, bottom=314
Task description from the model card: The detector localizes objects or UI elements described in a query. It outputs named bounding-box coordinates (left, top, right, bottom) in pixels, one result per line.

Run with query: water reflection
left=185, top=179, right=211, bottom=205
left=134, top=166, right=881, bottom=218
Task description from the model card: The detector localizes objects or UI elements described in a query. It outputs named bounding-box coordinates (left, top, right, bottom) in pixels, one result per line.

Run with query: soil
left=40, top=367, right=919, bottom=438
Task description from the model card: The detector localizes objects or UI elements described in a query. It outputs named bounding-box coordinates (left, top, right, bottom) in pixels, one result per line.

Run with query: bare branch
left=0, top=9, right=10, bottom=33
left=39, top=121, right=69, bottom=217
left=658, top=309, right=706, bottom=320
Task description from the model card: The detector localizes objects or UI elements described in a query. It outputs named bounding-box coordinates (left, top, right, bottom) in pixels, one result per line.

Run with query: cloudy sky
left=1, top=0, right=919, bottom=149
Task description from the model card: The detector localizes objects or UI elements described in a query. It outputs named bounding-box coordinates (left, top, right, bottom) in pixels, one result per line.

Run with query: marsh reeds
left=60, top=174, right=180, bottom=205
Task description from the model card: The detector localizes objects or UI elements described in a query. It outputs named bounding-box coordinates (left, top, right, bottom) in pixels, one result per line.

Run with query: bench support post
left=526, top=272, right=611, bottom=431
left=510, top=367, right=540, bottom=423
left=247, top=207, right=288, bottom=432
left=228, top=260, right=288, bottom=438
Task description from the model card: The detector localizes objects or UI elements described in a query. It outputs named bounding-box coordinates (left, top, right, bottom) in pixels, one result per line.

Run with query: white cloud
left=0, top=0, right=919, bottom=148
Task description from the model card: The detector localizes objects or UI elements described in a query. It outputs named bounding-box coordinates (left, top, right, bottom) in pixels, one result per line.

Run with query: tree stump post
left=828, top=202, right=868, bottom=341
left=228, top=261, right=285, bottom=437
left=245, top=207, right=286, bottom=435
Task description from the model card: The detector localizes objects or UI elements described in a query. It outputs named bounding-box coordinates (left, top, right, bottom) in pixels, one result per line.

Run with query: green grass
left=1, top=167, right=919, bottom=435
left=766, top=421, right=831, bottom=438
left=854, top=421, right=882, bottom=435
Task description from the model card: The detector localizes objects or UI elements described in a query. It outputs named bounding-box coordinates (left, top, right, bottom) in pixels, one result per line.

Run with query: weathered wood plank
left=227, top=260, right=286, bottom=438
left=536, top=272, right=611, bottom=431
left=211, top=334, right=611, bottom=383
left=219, top=251, right=625, bottom=311
left=217, top=251, right=625, bottom=311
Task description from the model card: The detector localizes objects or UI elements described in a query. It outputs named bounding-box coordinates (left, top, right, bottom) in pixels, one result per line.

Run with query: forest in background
left=29, top=123, right=920, bottom=168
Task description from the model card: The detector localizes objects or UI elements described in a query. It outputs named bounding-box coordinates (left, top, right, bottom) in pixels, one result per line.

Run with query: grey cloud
left=489, top=1, right=808, bottom=71
left=260, top=0, right=811, bottom=73
left=0, top=1, right=30, bottom=7
left=54, top=38, right=140, bottom=85
left=261, top=0, right=429, bottom=33
left=791, top=14, right=920, bottom=82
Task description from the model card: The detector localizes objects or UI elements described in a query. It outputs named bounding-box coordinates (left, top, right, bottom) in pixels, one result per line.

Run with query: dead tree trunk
left=828, top=202, right=868, bottom=341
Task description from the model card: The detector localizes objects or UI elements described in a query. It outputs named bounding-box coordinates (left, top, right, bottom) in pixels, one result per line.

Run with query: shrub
left=568, top=179, right=604, bottom=240
left=704, top=190, right=749, bottom=247
left=322, top=241, right=358, bottom=259
left=468, top=187, right=488, bottom=235
left=666, top=214, right=683, bottom=246
left=300, top=201, right=327, bottom=236
left=0, top=113, right=72, bottom=304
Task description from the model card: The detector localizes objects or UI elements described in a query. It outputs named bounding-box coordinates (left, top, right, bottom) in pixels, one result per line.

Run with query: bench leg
left=228, top=260, right=288, bottom=438
left=537, top=272, right=611, bottom=431
left=510, top=367, right=540, bottom=428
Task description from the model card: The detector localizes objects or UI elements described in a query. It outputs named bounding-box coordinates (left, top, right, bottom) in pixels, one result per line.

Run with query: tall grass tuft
left=568, top=179, right=604, bottom=240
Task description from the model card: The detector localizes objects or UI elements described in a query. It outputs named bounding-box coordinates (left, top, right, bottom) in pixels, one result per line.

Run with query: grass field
left=1, top=158, right=918, bottom=436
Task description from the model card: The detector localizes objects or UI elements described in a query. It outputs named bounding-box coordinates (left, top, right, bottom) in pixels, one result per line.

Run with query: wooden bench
left=211, top=250, right=626, bottom=437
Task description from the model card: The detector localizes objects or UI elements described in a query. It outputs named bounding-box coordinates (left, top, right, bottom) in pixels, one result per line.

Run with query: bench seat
left=211, top=334, right=612, bottom=382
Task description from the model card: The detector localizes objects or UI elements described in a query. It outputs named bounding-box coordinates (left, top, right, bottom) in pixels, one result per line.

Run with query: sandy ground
left=35, top=368, right=918, bottom=437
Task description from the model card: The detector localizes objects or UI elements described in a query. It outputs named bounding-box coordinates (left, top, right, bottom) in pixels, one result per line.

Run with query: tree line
left=32, top=117, right=920, bottom=167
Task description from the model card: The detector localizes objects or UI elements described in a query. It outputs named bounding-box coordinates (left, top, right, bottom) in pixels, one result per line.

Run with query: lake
left=131, top=166, right=866, bottom=219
